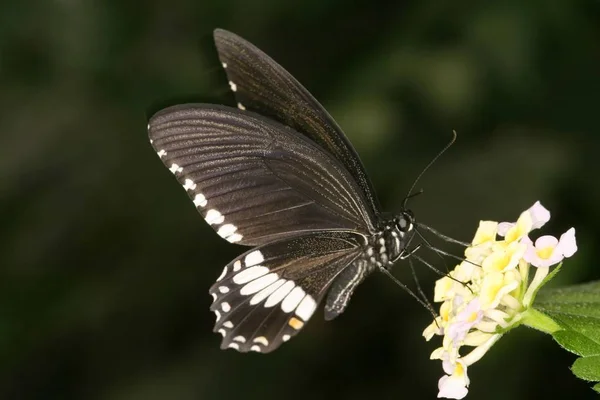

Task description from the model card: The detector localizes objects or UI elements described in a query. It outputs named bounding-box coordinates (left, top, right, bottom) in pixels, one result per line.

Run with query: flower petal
left=528, top=201, right=551, bottom=230
left=534, top=235, right=558, bottom=249
left=558, top=228, right=577, bottom=258
left=471, top=221, right=498, bottom=245
left=497, top=222, right=514, bottom=237
left=437, top=360, right=469, bottom=399
left=438, top=375, right=469, bottom=399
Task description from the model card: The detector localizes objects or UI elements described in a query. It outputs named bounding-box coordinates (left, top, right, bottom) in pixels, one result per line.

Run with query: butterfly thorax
left=367, top=216, right=413, bottom=267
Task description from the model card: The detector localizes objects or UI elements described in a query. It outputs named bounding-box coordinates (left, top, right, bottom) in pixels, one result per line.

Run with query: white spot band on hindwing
left=239, top=273, right=279, bottom=296
left=232, top=266, right=269, bottom=284
left=249, top=279, right=286, bottom=305
left=245, top=250, right=264, bottom=267
left=281, top=286, right=305, bottom=313
left=264, top=281, right=295, bottom=308
left=296, top=295, right=317, bottom=321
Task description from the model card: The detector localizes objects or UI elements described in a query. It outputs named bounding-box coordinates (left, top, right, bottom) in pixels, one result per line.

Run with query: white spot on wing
left=240, top=273, right=279, bottom=296
left=218, top=329, right=226, bottom=337
left=157, top=149, right=167, bottom=158
left=228, top=342, right=239, bottom=350
left=281, top=286, right=306, bottom=313
left=237, top=102, right=246, bottom=110
left=250, top=345, right=261, bottom=352
left=233, top=260, right=242, bottom=272
left=193, top=193, right=207, bottom=207
left=205, top=209, right=224, bottom=225
left=223, top=321, right=234, bottom=328
left=227, top=233, right=243, bottom=243
left=264, top=281, right=295, bottom=308
left=233, top=336, right=246, bottom=343
left=217, top=266, right=227, bottom=281
left=221, top=302, right=231, bottom=312
left=215, top=310, right=221, bottom=322
left=250, top=279, right=286, bottom=305
left=245, top=251, right=264, bottom=267
left=169, top=163, right=183, bottom=174
left=211, top=293, right=217, bottom=302
left=222, top=62, right=227, bottom=68
left=282, top=334, right=291, bottom=342
left=229, top=81, right=237, bottom=92
left=253, top=336, right=269, bottom=346
left=217, top=224, right=237, bottom=239
left=183, top=179, right=196, bottom=191
left=232, top=266, right=269, bottom=284
left=295, top=295, right=317, bottom=321
left=218, top=286, right=229, bottom=294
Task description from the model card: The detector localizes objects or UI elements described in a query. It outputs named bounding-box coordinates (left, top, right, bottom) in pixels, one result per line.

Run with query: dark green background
left=2, top=1, right=599, bottom=399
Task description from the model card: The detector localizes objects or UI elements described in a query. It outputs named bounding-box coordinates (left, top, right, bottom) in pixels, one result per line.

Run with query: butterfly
left=148, top=29, right=417, bottom=353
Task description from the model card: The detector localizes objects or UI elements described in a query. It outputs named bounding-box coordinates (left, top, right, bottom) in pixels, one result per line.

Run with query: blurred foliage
left=1, top=0, right=599, bottom=399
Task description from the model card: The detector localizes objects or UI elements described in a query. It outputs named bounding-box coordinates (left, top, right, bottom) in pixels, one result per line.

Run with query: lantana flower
left=423, top=201, right=577, bottom=399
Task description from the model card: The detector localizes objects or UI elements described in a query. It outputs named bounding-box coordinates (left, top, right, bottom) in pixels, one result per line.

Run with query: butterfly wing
left=148, top=104, right=377, bottom=246
left=213, top=29, right=381, bottom=219
left=209, top=230, right=366, bottom=353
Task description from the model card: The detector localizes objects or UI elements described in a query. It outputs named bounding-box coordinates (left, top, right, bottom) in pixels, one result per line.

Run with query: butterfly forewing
left=209, top=230, right=366, bottom=353
left=213, top=29, right=381, bottom=219
left=148, top=104, right=376, bottom=246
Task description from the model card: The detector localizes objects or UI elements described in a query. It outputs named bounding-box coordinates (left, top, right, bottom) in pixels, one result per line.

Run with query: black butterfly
left=148, top=29, right=416, bottom=353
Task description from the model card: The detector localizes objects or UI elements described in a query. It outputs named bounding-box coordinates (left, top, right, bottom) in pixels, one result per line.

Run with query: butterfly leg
left=399, top=244, right=422, bottom=260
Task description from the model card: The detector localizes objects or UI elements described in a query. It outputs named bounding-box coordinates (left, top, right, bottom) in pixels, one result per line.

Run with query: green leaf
left=533, top=280, right=600, bottom=392
left=572, top=355, right=600, bottom=381
left=536, top=280, right=600, bottom=318
left=553, top=330, right=600, bottom=356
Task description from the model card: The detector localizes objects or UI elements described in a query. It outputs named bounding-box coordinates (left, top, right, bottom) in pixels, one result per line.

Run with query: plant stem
left=521, top=308, right=561, bottom=334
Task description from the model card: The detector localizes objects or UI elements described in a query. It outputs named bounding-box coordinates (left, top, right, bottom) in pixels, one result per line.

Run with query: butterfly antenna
left=403, top=130, right=457, bottom=209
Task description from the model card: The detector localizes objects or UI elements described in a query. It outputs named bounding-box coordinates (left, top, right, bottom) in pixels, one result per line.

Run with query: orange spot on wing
left=289, top=317, right=304, bottom=330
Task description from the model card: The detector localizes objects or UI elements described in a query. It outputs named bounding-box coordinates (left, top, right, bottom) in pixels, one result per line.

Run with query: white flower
left=446, top=299, right=483, bottom=344
left=424, top=201, right=576, bottom=399
left=497, top=201, right=550, bottom=241
left=438, top=359, right=470, bottom=399
left=523, top=228, right=577, bottom=268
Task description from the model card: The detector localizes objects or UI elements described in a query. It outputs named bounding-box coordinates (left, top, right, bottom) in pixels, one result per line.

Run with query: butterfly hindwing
left=148, top=104, right=376, bottom=246
left=213, top=29, right=381, bottom=219
left=209, top=230, right=366, bottom=353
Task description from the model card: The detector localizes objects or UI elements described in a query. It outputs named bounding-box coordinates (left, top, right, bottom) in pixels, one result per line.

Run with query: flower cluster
left=423, top=201, right=577, bottom=399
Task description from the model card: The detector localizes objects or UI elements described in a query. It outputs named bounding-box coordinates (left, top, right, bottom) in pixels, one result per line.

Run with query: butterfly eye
left=397, top=211, right=414, bottom=232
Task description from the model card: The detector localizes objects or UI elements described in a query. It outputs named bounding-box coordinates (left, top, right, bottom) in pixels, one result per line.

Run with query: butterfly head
left=396, top=209, right=415, bottom=235
left=377, top=210, right=415, bottom=266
